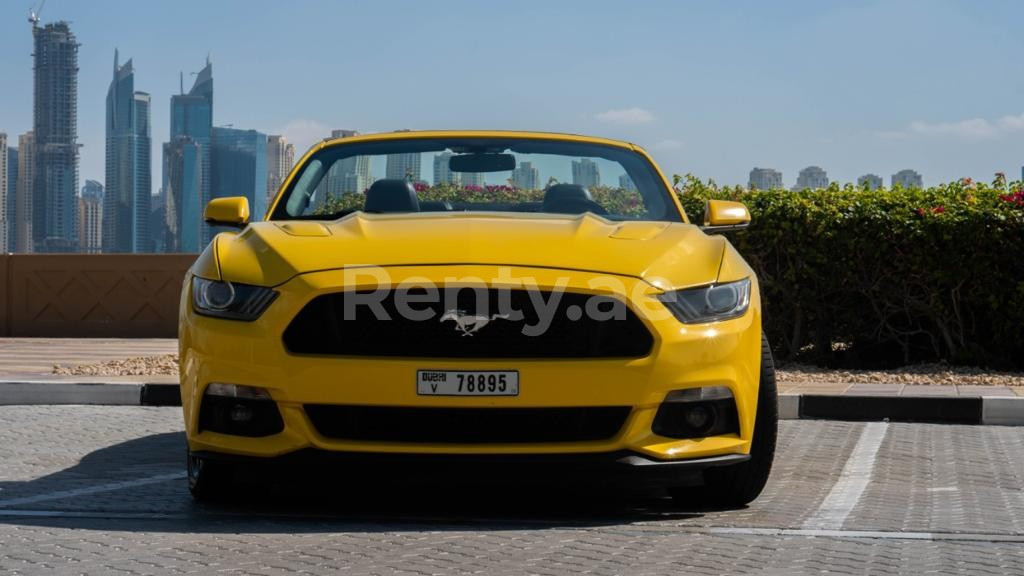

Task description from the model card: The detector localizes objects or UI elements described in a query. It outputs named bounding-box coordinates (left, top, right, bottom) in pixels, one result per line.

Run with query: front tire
left=187, top=451, right=234, bottom=502
left=673, top=332, right=778, bottom=507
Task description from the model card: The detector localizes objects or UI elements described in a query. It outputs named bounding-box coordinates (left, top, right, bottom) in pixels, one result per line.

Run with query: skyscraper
left=793, top=166, right=829, bottom=191
left=461, top=172, right=486, bottom=187
left=891, top=169, right=923, bottom=189
left=618, top=173, right=636, bottom=192
left=748, top=167, right=783, bottom=190
left=386, top=152, right=421, bottom=181
left=572, top=158, right=600, bottom=187
left=0, top=132, right=7, bottom=253
left=212, top=127, right=268, bottom=220
left=16, top=132, right=34, bottom=253
left=167, top=60, right=213, bottom=246
left=32, top=21, right=80, bottom=252
left=321, top=129, right=370, bottom=200
left=6, top=146, right=17, bottom=251
left=433, top=151, right=460, bottom=185
left=512, top=161, right=540, bottom=189
left=149, top=187, right=165, bottom=253
left=163, top=136, right=203, bottom=252
left=857, top=174, right=883, bottom=190
left=266, top=134, right=294, bottom=203
left=103, top=51, right=152, bottom=253
left=79, top=180, right=103, bottom=253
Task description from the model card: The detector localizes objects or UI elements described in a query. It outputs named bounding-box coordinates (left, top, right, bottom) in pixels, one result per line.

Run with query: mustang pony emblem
left=440, top=309, right=510, bottom=336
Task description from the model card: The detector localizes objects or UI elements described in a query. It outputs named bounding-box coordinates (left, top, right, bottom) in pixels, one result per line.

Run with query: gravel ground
left=53, top=354, right=179, bottom=376
left=777, top=362, right=1024, bottom=386
left=53, top=354, right=1024, bottom=386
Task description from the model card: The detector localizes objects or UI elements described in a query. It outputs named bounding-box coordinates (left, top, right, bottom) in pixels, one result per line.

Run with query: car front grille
left=304, top=405, right=632, bottom=444
left=282, top=288, right=653, bottom=358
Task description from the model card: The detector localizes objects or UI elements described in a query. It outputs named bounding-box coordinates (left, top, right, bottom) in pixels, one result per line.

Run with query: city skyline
left=3, top=1, right=1024, bottom=193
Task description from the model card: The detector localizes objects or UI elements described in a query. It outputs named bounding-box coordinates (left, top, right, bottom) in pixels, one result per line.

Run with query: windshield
left=269, top=136, right=682, bottom=222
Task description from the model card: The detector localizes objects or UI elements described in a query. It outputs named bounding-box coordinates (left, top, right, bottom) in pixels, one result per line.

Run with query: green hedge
left=674, top=175, right=1024, bottom=369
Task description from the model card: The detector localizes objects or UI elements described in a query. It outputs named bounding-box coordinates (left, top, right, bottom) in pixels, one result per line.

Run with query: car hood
left=206, top=212, right=728, bottom=291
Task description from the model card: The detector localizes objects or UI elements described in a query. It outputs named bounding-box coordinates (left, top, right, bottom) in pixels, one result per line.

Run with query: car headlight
left=658, top=278, right=751, bottom=324
left=192, top=277, right=278, bottom=321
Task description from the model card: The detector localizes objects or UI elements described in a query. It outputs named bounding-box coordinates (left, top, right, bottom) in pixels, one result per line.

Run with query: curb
left=782, top=394, right=1024, bottom=426
left=0, top=382, right=181, bottom=407
left=1, top=382, right=1022, bottom=425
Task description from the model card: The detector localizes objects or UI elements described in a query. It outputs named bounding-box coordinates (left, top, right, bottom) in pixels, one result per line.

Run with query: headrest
left=365, top=179, right=420, bottom=213
left=543, top=184, right=593, bottom=205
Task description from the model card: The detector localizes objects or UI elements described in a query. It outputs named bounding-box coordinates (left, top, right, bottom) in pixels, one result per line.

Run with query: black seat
left=365, top=179, right=420, bottom=213
left=542, top=184, right=606, bottom=215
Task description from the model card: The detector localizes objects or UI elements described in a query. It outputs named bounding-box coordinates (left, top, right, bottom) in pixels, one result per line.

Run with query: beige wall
left=0, top=254, right=195, bottom=337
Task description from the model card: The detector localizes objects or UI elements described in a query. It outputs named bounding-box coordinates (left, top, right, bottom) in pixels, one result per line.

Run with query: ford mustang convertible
left=180, top=130, right=777, bottom=505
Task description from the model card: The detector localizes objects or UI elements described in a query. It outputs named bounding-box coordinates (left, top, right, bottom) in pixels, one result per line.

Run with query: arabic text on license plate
left=417, top=370, right=519, bottom=396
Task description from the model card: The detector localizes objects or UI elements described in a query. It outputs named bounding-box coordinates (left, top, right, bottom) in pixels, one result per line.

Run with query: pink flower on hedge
left=999, top=190, right=1024, bottom=206
left=932, top=206, right=945, bottom=214
left=916, top=207, right=927, bottom=216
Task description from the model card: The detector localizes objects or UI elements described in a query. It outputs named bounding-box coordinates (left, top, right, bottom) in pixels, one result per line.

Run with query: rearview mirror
left=449, top=153, right=516, bottom=173
left=204, top=197, right=250, bottom=228
left=702, top=200, right=750, bottom=231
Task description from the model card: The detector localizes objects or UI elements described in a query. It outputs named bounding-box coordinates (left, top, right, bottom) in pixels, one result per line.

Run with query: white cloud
left=275, top=118, right=332, bottom=155
left=650, top=139, right=683, bottom=151
left=996, top=113, right=1024, bottom=131
left=595, top=107, right=655, bottom=125
left=909, top=118, right=996, bottom=139
left=888, top=112, right=1024, bottom=140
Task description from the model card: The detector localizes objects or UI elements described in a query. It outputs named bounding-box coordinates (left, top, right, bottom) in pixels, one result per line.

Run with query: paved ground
left=0, top=406, right=1021, bottom=574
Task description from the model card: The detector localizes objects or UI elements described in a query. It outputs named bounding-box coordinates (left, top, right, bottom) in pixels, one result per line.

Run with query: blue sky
left=2, top=0, right=1024, bottom=189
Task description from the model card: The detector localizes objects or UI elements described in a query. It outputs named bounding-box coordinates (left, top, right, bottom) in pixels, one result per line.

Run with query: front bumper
left=180, top=265, right=763, bottom=463
left=192, top=449, right=750, bottom=487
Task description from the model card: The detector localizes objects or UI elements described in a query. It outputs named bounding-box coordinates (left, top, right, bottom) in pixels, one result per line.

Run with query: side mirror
left=204, top=197, right=250, bottom=228
left=702, top=199, right=750, bottom=231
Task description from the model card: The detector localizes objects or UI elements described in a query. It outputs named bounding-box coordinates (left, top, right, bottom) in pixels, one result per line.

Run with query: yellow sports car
left=180, top=130, right=776, bottom=505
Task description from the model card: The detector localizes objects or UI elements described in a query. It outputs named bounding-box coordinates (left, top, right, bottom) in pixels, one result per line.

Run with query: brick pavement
left=0, top=406, right=1022, bottom=574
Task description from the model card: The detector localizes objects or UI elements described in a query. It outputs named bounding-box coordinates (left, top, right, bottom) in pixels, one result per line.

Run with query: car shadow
left=0, top=432, right=734, bottom=534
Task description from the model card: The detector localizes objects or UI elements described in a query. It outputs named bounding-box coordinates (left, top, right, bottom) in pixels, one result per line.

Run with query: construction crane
left=28, top=0, right=46, bottom=26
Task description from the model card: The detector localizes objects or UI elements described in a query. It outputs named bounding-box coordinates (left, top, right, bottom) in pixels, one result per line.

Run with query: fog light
left=683, top=405, right=713, bottom=430
left=198, top=383, right=284, bottom=438
left=652, top=386, right=740, bottom=439
left=229, top=403, right=254, bottom=423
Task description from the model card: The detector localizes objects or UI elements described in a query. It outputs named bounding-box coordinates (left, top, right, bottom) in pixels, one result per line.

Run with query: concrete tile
left=957, top=386, right=1016, bottom=397
left=846, top=383, right=904, bottom=396
left=901, top=385, right=959, bottom=397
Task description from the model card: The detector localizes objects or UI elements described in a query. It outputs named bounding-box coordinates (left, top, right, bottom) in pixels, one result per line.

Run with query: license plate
left=417, top=370, right=519, bottom=396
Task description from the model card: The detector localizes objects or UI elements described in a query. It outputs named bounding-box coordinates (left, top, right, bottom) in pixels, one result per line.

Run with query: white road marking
left=802, top=422, right=888, bottom=530
left=0, top=509, right=1021, bottom=544
left=0, top=471, right=185, bottom=508
left=706, top=526, right=1024, bottom=544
